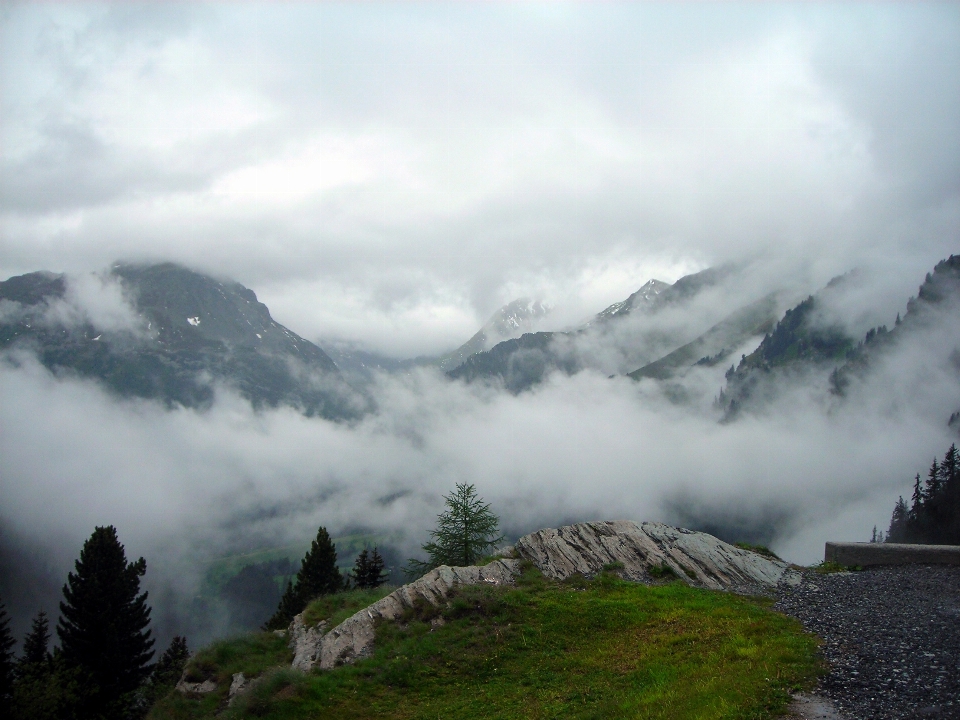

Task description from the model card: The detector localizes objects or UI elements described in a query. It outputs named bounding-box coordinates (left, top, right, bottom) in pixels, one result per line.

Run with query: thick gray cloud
left=2, top=3, right=957, bottom=355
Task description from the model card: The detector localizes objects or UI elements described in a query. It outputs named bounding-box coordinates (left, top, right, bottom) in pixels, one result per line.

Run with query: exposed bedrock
left=287, top=521, right=797, bottom=673
left=291, top=559, right=521, bottom=671
left=515, top=520, right=799, bottom=591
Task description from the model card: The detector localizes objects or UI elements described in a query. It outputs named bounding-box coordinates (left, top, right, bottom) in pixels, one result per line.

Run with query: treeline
left=0, top=525, right=391, bottom=718
left=2, top=485, right=501, bottom=717
left=263, top=527, right=388, bottom=630
left=0, top=526, right=188, bottom=719
left=886, top=444, right=960, bottom=544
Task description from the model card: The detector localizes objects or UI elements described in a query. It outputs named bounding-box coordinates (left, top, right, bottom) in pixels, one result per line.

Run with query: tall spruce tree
left=405, top=483, right=503, bottom=578
left=264, top=527, right=343, bottom=629
left=0, top=596, right=15, bottom=713
left=57, top=526, right=155, bottom=718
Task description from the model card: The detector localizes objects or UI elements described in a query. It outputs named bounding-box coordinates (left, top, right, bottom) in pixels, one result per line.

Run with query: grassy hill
left=150, top=565, right=820, bottom=720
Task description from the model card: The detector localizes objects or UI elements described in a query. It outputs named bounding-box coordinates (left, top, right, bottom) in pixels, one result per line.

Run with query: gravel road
left=774, top=565, right=960, bottom=720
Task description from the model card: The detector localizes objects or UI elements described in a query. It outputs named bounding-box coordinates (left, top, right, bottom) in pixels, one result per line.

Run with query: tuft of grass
left=735, top=542, right=784, bottom=562
left=601, top=561, right=626, bottom=572
left=647, top=562, right=677, bottom=580
left=152, top=569, right=821, bottom=720
left=301, top=586, right=397, bottom=629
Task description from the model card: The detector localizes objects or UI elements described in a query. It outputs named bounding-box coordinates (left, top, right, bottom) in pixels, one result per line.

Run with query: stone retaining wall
left=824, top=542, right=960, bottom=567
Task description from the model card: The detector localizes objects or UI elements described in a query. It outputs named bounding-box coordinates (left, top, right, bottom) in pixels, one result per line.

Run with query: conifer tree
left=264, top=527, right=343, bottom=629
left=352, top=547, right=388, bottom=590
left=405, top=483, right=503, bottom=577
left=10, top=611, right=59, bottom=720
left=57, top=526, right=155, bottom=718
left=264, top=581, right=302, bottom=631
left=18, top=610, right=51, bottom=670
left=0, top=596, right=15, bottom=713
left=887, top=496, right=909, bottom=542
left=143, top=636, right=189, bottom=705
left=885, top=444, right=960, bottom=545
left=293, top=527, right=344, bottom=601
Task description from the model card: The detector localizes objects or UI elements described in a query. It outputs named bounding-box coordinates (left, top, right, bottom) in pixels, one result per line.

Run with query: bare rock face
left=227, top=672, right=249, bottom=705
left=515, top=521, right=798, bottom=591
left=175, top=677, right=217, bottom=695
left=289, top=614, right=328, bottom=671
left=289, top=558, right=521, bottom=672
left=286, top=521, right=796, bottom=674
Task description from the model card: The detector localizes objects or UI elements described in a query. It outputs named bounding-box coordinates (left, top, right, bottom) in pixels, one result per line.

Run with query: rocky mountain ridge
left=0, top=262, right=361, bottom=419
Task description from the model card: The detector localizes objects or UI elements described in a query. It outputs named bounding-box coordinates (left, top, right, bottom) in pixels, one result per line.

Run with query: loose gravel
left=774, top=565, right=960, bottom=720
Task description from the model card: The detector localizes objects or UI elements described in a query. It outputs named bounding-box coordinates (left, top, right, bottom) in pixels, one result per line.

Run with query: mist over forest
left=1, top=3, right=959, bottom=649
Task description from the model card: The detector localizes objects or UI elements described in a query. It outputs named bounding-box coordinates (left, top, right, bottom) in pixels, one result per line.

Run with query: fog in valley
left=1, top=3, right=959, bottom=645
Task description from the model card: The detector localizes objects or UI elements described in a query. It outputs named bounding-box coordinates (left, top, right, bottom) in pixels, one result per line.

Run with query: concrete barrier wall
left=824, top=542, right=960, bottom=567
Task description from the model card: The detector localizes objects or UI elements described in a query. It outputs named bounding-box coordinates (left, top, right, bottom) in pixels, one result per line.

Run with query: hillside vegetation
left=149, top=566, right=820, bottom=720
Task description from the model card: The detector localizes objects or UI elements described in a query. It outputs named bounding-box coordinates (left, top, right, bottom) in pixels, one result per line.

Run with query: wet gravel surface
left=774, top=565, right=960, bottom=720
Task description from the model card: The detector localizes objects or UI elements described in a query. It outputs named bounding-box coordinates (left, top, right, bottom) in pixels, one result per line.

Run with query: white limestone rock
left=289, top=558, right=521, bottom=672
left=227, top=672, right=249, bottom=704
left=515, top=520, right=799, bottom=591
left=288, top=614, right=328, bottom=671
left=175, top=677, right=217, bottom=695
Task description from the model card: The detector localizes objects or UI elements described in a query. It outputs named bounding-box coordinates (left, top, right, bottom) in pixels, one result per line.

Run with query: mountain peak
left=593, top=278, right=670, bottom=322
left=437, top=297, right=550, bottom=372
left=0, top=262, right=357, bottom=418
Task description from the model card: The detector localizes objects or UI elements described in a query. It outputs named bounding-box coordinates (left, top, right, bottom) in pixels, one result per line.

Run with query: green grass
left=301, top=586, right=397, bottom=629
left=813, top=561, right=862, bottom=574
left=150, top=568, right=821, bottom=720
left=734, top=543, right=783, bottom=562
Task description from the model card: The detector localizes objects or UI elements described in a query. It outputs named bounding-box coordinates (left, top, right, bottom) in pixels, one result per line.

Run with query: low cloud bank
left=2, top=289, right=958, bottom=642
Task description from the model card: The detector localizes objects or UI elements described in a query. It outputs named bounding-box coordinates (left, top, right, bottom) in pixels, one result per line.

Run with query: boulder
left=515, top=521, right=798, bottom=591
left=290, top=558, right=521, bottom=671
left=227, top=672, right=249, bottom=705
left=175, top=677, right=217, bottom=695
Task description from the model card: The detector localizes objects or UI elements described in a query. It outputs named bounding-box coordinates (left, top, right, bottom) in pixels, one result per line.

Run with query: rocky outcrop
left=515, top=521, right=798, bottom=591
left=175, top=677, right=217, bottom=695
left=286, top=521, right=797, bottom=674
left=228, top=672, right=249, bottom=704
left=290, top=558, right=521, bottom=671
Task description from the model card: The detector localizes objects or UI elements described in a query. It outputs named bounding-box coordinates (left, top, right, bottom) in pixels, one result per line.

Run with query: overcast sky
left=2, top=2, right=958, bottom=356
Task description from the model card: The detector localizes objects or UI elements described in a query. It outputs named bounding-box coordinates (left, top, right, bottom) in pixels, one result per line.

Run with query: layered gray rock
left=515, top=521, right=798, bottom=591
left=290, top=558, right=521, bottom=671
left=287, top=520, right=797, bottom=674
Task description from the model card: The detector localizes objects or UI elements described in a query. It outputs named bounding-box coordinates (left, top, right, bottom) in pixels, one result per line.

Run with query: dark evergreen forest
left=887, top=444, right=960, bottom=545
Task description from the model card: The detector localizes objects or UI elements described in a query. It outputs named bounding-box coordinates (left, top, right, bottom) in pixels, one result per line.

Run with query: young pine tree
left=942, top=444, right=960, bottom=543
left=405, top=483, right=503, bottom=578
left=18, top=610, right=51, bottom=671
left=264, top=527, right=343, bottom=630
left=10, top=611, right=61, bottom=720
left=887, top=496, right=909, bottom=543
left=143, top=635, right=189, bottom=706
left=0, top=596, right=15, bottom=713
left=57, top=526, right=155, bottom=718
left=352, top=547, right=388, bottom=590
